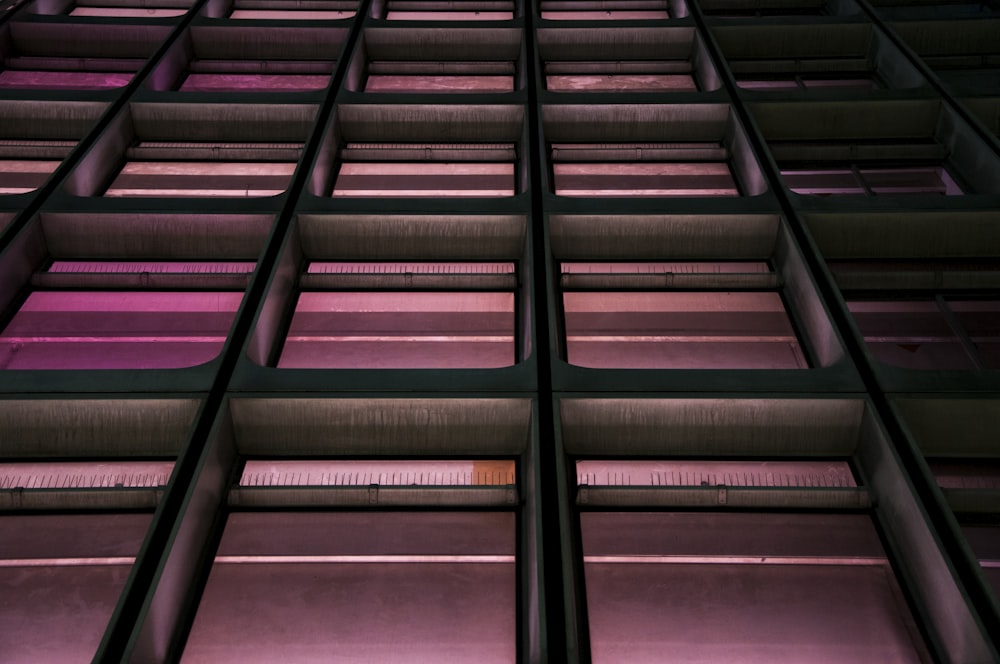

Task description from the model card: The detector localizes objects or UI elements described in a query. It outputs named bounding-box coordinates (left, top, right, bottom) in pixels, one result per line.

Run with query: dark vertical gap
left=689, top=1, right=1000, bottom=655
left=92, top=4, right=372, bottom=660
left=523, top=2, right=569, bottom=662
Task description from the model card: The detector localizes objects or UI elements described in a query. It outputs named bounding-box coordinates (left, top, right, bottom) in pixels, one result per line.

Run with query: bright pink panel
left=540, top=10, right=669, bottom=18
left=229, top=9, right=355, bottom=18
left=0, top=70, right=133, bottom=90
left=0, top=513, right=152, bottom=664
left=183, top=512, right=515, bottom=663
left=0, top=160, right=62, bottom=194
left=365, top=75, right=514, bottom=92
left=307, top=261, right=514, bottom=274
left=386, top=10, right=513, bottom=19
left=332, top=163, right=515, bottom=197
left=105, top=161, right=295, bottom=198
left=278, top=291, right=515, bottom=368
left=553, top=163, right=739, bottom=197
left=48, top=261, right=256, bottom=273
left=547, top=74, right=696, bottom=92
left=69, top=6, right=188, bottom=15
left=0, top=291, right=242, bottom=370
left=581, top=512, right=930, bottom=664
left=563, top=291, right=807, bottom=369
left=562, top=262, right=769, bottom=274
left=180, top=73, right=329, bottom=92
left=240, top=460, right=516, bottom=487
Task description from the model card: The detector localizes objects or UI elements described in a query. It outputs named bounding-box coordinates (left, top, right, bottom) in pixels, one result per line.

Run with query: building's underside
left=1, top=0, right=1000, bottom=661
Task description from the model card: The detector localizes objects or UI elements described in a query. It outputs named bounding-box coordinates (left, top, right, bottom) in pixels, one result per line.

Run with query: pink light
left=182, top=512, right=516, bottom=663
left=385, top=10, right=513, bottom=19
left=48, top=261, right=256, bottom=273
left=0, top=291, right=242, bottom=370
left=0, top=71, right=133, bottom=90
left=1, top=513, right=152, bottom=664
left=229, top=9, right=355, bottom=18
left=240, top=459, right=516, bottom=487
left=540, top=10, right=669, bottom=18
left=105, top=161, right=295, bottom=198
left=278, top=291, right=515, bottom=368
left=576, top=460, right=857, bottom=487
left=306, top=261, right=514, bottom=274
left=0, top=461, right=174, bottom=489
left=553, top=163, right=739, bottom=197
left=563, top=291, right=807, bottom=369
left=580, top=512, right=930, bottom=663
left=365, top=75, right=514, bottom=93
left=0, top=160, right=62, bottom=194
left=332, top=162, right=515, bottom=197
left=69, top=6, right=188, bottom=15
left=547, top=74, right=696, bottom=92
left=562, top=262, right=769, bottom=274
left=180, top=73, right=329, bottom=92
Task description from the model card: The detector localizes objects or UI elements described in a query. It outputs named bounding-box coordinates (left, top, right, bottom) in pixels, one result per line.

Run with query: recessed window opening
left=781, top=165, right=964, bottom=196
left=579, top=511, right=932, bottom=663
left=384, top=0, right=515, bottom=20
left=560, top=261, right=808, bottom=369
left=332, top=143, right=517, bottom=197
left=228, top=0, right=357, bottom=19
left=0, top=460, right=174, bottom=491
left=737, top=74, right=879, bottom=91
left=0, top=513, right=153, bottom=663
left=67, top=0, right=191, bottom=16
left=928, top=459, right=1000, bottom=491
left=545, top=62, right=696, bottom=92
left=103, top=141, right=301, bottom=197
left=576, top=459, right=857, bottom=488
left=550, top=143, right=739, bottom=197
left=539, top=0, right=670, bottom=19
left=365, top=62, right=515, bottom=93
left=0, top=139, right=77, bottom=195
left=182, top=511, right=517, bottom=663
left=0, top=261, right=252, bottom=370
left=179, top=61, right=332, bottom=92
left=277, top=261, right=518, bottom=369
left=240, top=459, right=516, bottom=487
left=0, top=59, right=140, bottom=90
left=846, top=297, right=1000, bottom=370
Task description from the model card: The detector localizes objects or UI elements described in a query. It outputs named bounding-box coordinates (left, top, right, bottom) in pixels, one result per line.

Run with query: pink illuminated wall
left=581, top=512, right=931, bottom=663
left=0, top=514, right=152, bottom=663
left=0, top=71, right=133, bottom=90
left=332, top=162, right=516, bottom=197
left=553, top=162, right=739, bottom=197
left=0, top=160, right=62, bottom=195
left=105, top=161, right=295, bottom=197
left=182, top=512, right=516, bottom=663
left=563, top=291, right=807, bottom=369
left=179, top=73, right=329, bottom=92
left=70, top=6, right=188, bottom=15
left=365, top=74, right=514, bottom=93
left=278, top=291, right=515, bottom=368
left=547, top=73, right=696, bottom=92
left=0, top=291, right=242, bottom=369
left=229, top=9, right=355, bottom=18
